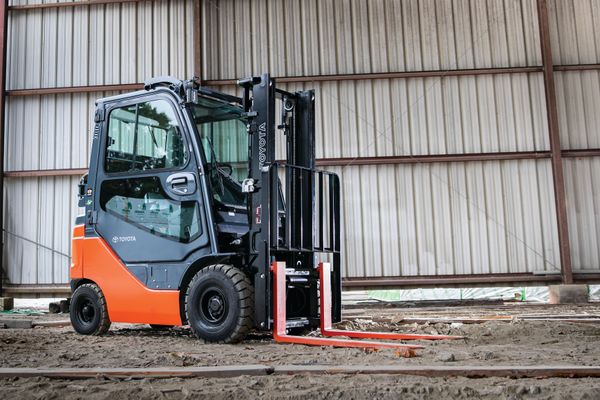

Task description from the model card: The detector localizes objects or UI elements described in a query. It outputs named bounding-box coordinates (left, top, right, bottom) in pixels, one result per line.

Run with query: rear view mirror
left=77, top=173, right=89, bottom=207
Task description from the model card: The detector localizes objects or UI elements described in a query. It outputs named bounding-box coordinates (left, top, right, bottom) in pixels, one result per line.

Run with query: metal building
left=2, top=0, right=600, bottom=296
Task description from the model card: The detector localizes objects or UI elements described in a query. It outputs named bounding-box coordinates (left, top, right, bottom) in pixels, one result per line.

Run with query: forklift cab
left=70, top=75, right=342, bottom=343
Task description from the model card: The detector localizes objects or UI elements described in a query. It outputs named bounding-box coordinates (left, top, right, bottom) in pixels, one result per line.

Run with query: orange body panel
left=70, top=225, right=85, bottom=279
left=70, top=225, right=182, bottom=326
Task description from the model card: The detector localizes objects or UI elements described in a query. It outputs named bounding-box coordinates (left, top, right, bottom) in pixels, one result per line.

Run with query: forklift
left=70, top=75, right=457, bottom=353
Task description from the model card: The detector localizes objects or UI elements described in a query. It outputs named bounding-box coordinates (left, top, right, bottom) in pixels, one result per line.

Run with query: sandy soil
left=1, top=302, right=600, bottom=398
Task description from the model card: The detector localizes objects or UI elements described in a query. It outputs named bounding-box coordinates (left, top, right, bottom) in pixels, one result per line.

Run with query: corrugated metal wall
left=4, top=0, right=196, bottom=284
left=3, top=0, right=600, bottom=286
left=202, top=0, right=542, bottom=78
left=203, top=0, right=566, bottom=279
left=549, top=0, right=600, bottom=272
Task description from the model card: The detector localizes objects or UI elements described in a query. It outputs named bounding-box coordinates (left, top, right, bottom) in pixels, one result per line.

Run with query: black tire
left=185, top=265, right=254, bottom=343
left=70, top=283, right=111, bottom=335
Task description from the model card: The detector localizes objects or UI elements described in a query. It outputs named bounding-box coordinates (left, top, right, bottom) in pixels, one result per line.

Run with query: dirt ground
left=1, top=301, right=600, bottom=399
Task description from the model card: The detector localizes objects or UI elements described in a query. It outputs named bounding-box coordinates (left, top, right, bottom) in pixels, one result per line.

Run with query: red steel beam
left=4, top=149, right=600, bottom=178
left=342, top=273, right=600, bottom=289
left=5, top=271, right=600, bottom=296
left=203, top=66, right=544, bottom=86
left=554, top=64, right=600, bottom=72
left=4, top=168, right=87, bottom=178
left=7, top=83, right=142, bottom=96
left=5, top=64, right=600, bottom=96
left=316, top=151, right=551, bottom=167
left=8, top=0, right=147, bottom=11
left=562, top=148, right=600, bottom=158
left=0, top=0, right=7, bottom=297
left=536, top=0, right=573, bottom=284
left=5, top=67, right=542, bottom=96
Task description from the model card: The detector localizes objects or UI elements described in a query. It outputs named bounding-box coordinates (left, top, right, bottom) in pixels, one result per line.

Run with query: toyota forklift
left=70, top=75, right=458, bottom=355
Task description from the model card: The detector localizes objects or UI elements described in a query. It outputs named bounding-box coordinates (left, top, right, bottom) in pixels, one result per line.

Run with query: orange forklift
left=70, top=75, right=458, bottom=353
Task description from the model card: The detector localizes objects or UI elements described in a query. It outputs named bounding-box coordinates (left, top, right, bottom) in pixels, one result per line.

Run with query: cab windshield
left=190, top=98, right=248, bottom=208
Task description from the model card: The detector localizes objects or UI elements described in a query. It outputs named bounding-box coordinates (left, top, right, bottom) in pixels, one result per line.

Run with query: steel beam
left=554, top=64, right=600, bottom=72
left=536, top=0, right=573, bottom=284
left=5, top=270, right=600, bottom=296
left=4, top=168, right=88, bottom=178
left=342, top=272, right=600, bottom=289
left=2, top=365, right=600, bottom=380
left=8, top=0, right=147, bottom=11
left=5, top=67, right=543, bottom=96
left=4, top=149, right=600, bottom=178
left=5, top=64, right=600, bottom=97
left=7, top=83, right=142, bottom=96
left=0, top=0, right=7, bottom=297
left=203, top=66, right=544, bottom=86
left=316, top=151, right=551, bottom=167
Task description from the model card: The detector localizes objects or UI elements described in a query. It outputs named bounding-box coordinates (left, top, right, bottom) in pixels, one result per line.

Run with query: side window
left=106, top=99, right=188, bottom=173
left=100, top=177, right=201, bottom=243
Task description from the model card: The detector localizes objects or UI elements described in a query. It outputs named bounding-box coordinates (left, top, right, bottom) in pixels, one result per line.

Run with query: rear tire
left=185, top=265, right=254, bottom=343
left=70, top=283, right=111, bottom=335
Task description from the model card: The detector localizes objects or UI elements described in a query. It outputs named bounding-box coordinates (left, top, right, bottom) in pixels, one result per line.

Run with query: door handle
left=170, top=177, right=188, bottom=186
left=166, top=172, right=196, bottom=196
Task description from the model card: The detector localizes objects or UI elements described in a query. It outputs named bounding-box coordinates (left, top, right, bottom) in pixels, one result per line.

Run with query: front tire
left=70, top=283, right=111, bottom=335
left=185, top=265, right=254, bottom=343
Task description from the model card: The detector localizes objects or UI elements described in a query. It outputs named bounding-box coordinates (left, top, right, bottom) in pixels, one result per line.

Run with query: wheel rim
left=78, top=299, right=96, bottom=324
left=199, top=288, right=228, bottom=325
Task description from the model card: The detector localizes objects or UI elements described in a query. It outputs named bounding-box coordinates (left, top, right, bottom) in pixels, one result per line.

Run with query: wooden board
left=1, top=365, right=599, bottom=380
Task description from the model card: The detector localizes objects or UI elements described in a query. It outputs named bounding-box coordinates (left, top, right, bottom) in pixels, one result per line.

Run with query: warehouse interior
left=1, top=0, right=600, bottom=398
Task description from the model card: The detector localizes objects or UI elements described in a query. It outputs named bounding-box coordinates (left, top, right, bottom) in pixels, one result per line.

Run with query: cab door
left=92, top=94, right=210, bottom=288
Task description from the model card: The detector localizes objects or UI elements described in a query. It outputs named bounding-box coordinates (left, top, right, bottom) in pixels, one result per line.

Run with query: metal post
left=0, top=0, right=8, bottom=297
left=536, top=0, right=573, bottom=284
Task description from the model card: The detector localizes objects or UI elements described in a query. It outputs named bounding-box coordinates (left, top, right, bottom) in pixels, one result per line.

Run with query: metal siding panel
left=317, top=0, right=337, bottom=74
left=377, top=166, right=400, bottom=277
left=153, top=1, right=169, bottom=77
left=521, top=0, right=542, bottom=66
left=556, top=70, right=600, bottom=150
left=549, top=0, right=600, bottom=65
left=466, top=162, right=489, bottom=274
left=41, top=8, right=57, bottom=88
left=203, top=0, right=539, bottom=80
left=121, top=3, right=136, bottom=83
left=37, top=178, right=55, bottom=284
left=373, top=80, right=394, bottom=157
left=414, top=165, right=436, bottom=275
left=338, top=82, right=359, bottom=158
left=369, top=0, right=389, bottom=74
left=341, top=160, right=558, bottom=278
left=453, top=0, right=475, bottom=70
left=395, top=165, right=418, bottom=275
left=22, top=96, right=40, bottom=170
left=448, top=163, right=471, bottom=274
left=341, top=167, right=365, bottom=277
left=21, top=179, right=39, bottom=284
left=276, top=75, right=546, bottom=160
left=565, top=157, right=600, bottom=272
left=384, top=0, right=406, bottom=72
left=320, top=82, right=341, bottom=159
left=8, top=1, right=196, bottom=89
left=431, top=164, right=454, bottom=274
left=538, top=159, right=560, bottom=272
left=73, top=5, right=89, bottom=86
